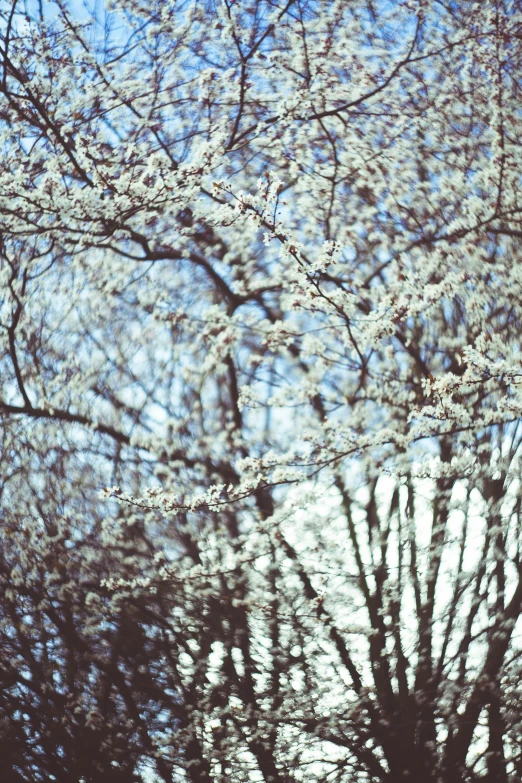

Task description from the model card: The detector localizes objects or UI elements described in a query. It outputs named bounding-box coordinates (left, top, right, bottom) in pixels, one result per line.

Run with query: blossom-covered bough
left=1, top=0, right=522, bottom=781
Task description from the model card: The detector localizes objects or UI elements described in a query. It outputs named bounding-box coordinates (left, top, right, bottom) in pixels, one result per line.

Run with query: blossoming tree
left=1, top=0, right=522, bottom=781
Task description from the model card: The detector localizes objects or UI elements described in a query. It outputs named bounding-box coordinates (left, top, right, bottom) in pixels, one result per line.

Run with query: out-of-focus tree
left=1, top=0, right=522, bottom=780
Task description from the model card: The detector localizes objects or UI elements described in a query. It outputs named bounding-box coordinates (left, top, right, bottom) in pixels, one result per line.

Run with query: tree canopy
left=1, top=0, right=522, bottom=781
